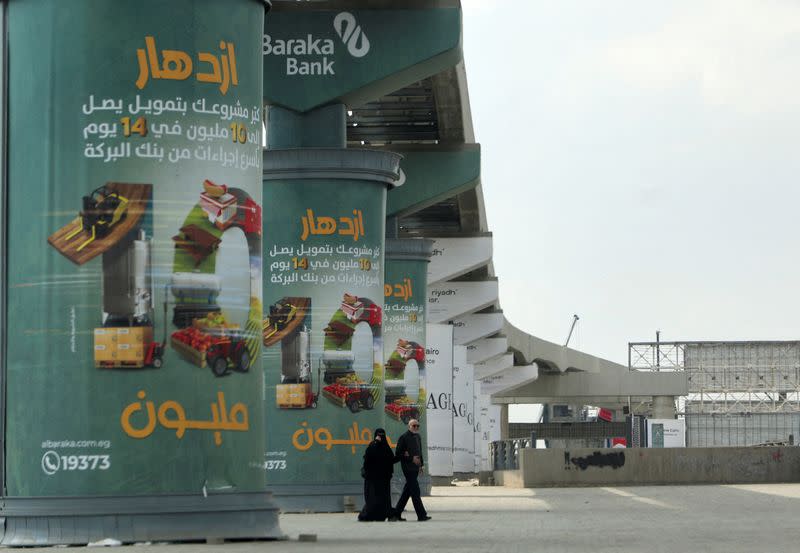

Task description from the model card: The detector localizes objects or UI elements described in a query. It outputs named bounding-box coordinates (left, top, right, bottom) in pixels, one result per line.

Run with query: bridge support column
left=262, top=103, right=402, bottom=510
left=652, top=396, right=676, bottom=419
left=500, top=404, right=509, bottom=439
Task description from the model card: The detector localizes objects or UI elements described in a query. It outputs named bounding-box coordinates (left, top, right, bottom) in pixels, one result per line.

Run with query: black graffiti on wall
left=569, top=451, right=625, bottom=471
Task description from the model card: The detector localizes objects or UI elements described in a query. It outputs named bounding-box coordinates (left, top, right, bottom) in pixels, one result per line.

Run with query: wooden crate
left=171, top=337, right=207, bottom=368
left=322, top=389, right=347, bottom=408
left=385, top=407, right=403, bottom=421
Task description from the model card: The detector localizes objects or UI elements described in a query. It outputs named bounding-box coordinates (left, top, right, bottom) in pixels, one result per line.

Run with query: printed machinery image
left=95, top=229, right=167, bottom=369
left=204, top=329, right=250, bottom=376
left=321, top=349, right=356, bottom=384
left=263, top=297, right=310, bottom=347
left=322, top=373, right=375, bottom=413
left=171, top=312, right=251, bottom=377
left=320, top=351, right=374, bottom=413
left=65, top=185, right=129, bottom=252
left=170, top=272, right=222, bottom=328
left=264, top=297, right=316, bottom=409
left=48, top=182, right=151, bottom=266
left=264, top=301, right=297, bottom=342
left=47, top=183, right=159, bottom=369
left=385, top=391, right=420, bottom=424
left=276, top=327, right=321, bottom=409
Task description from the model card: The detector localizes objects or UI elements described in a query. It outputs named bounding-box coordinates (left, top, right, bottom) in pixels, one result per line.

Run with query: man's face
left=408, top=419, right=420, bottom=434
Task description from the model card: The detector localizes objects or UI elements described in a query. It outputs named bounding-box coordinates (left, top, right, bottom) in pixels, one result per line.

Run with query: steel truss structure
left=629, top=341, right=800, bottom=414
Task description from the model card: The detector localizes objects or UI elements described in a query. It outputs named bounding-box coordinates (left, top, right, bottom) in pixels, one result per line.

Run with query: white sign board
left=475, top=384, right=502, bottom=472
left=452, top=346, right=475, bottom=473
left=646, top=418, right=686, bottom=448
left=428, top=281, right=498, bottom=324
left=425, top=323, right=454, bottom=476
left=427, top=236, right=492, bottom=285
left=473, top=378, right=480, bottom=473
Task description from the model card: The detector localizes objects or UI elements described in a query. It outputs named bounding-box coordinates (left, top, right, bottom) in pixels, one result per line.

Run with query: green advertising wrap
left=383, top=239, right=433, bottom=495
left=6, top=0, right=267, bottom=509
left=262, top=149, right=400, bottom=504
left=383, top=239, right=433, bottom=441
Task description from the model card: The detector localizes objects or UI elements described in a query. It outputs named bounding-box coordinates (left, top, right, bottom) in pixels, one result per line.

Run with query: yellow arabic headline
left=301, top=209, right=366, bottom=242
left=136, top=36, right=239, bottom=95
left=292, top=421, right=395, bottom=455
left=384, top=278, right=413, bottom=302
left=121, top=390, right=249, bottom=446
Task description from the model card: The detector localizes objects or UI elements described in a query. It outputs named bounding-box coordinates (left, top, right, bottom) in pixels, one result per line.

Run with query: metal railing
left=489, top=438, right=532, bottom=471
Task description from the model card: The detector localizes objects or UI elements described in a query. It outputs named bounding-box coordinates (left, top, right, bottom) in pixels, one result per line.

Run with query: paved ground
left=59, top=484, right=800, bottom=552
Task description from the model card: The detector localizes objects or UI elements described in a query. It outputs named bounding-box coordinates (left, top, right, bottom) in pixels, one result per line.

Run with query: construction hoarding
left=425, top=323, right=454, bottom=477
left=452, top=347, right=475, bottom=473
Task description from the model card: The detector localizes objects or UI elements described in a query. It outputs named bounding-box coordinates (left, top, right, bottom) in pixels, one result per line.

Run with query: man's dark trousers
left=395, top=468, right=427, bottom=519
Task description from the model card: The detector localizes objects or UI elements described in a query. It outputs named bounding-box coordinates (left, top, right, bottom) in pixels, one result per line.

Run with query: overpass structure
left=0, top=0, right=691, bottom=543
left=345, top=9, right=688, bottom=449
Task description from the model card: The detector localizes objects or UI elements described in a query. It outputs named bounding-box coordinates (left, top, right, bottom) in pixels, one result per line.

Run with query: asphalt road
left=51, top=484, right=800, bottom=552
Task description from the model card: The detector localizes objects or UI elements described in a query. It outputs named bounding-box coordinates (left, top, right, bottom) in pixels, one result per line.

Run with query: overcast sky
left=461, top=1, right=800, bottom=367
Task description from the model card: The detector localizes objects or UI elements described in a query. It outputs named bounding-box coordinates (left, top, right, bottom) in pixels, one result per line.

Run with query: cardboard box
left=94, top=343, right=117, bottom=363
left=277, top=383, right=310, bottom=408
left=94, top=328, right=117, bottom=348
left=117, top=343, right=145, bottom=363
left=115, top=326, right=153, bottom=346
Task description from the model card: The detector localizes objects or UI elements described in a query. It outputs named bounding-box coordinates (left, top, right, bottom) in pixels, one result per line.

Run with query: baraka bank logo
left=334, top=12, right=370, bottom=58
left=264, top=11, right=370, bottom=76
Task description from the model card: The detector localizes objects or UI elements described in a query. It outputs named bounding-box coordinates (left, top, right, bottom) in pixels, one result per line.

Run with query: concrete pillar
left=652, top=396, right=676, bottom=419
left=500, top=404, right=509, bottom=439
left=266, top=104, right=347, bottom=148
left=262, top=101, right=401, bottom=512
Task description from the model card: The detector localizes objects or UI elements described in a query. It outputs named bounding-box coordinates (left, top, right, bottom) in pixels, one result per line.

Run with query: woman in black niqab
left=358, top=427, right=397, bottom=521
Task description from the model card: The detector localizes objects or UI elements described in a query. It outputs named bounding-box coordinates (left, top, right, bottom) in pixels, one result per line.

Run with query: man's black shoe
left=418, top=515, right=432, bottom=521
left=388, top=516, right=406, bottom=522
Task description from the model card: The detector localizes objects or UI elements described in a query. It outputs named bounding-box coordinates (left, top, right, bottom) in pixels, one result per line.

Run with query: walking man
left=392, top=419, right=431, bottom=521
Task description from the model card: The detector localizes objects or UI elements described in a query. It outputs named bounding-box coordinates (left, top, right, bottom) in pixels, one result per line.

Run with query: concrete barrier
left=497, top=446, right=800, bottom=487
left=493, top=470, right=524, bottom=488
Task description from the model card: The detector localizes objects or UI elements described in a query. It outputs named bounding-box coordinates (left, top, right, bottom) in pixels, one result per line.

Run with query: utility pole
left=564, top=314, right=579, bottom=347
left=656, top=330, right=661, bottom=370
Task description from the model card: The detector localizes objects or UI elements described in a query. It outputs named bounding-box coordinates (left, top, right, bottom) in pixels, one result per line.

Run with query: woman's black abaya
left=358, top=428, right=397, bottom=521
